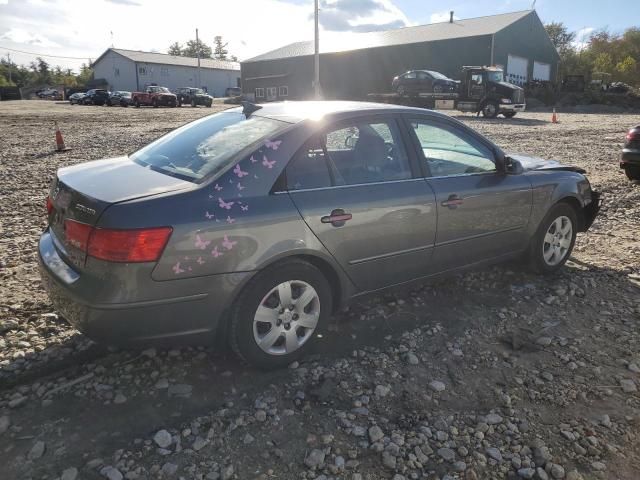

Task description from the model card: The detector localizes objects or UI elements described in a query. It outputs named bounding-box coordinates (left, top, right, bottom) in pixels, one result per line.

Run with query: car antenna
left=242, top=101, right=262, bottom=118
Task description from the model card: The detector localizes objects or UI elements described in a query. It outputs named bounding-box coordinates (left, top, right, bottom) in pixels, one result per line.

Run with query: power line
left=0, top=45, right=96, bottom=60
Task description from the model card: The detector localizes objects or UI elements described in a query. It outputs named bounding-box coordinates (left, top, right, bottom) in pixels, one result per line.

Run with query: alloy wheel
left=542, top=215, right=573, bottom=266
left=253, top=280, right=320, bottom=356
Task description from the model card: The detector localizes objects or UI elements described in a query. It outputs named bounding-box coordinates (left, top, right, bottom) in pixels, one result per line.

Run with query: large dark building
left=241, top=10, right=559, bottom=101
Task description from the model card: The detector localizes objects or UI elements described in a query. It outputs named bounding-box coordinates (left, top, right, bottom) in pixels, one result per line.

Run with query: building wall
left=493, top=11, right=560, bottom=84
left=93, top=52, right=241, bottom=96
left=242, top=35, right=493, bottom=100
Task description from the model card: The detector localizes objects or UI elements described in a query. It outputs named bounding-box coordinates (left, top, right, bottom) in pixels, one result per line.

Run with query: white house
left=92, top=48, right=241, bottom=97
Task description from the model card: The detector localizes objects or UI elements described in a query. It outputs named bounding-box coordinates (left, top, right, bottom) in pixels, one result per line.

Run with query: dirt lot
left=0, top=100, right=639, bottom=480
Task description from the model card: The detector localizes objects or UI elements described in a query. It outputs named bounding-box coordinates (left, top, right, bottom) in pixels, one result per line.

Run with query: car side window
left=286, top=118, right=411, bottom=190
left=404, top=72, right=416, bottom=79
left=417, top=72, right=429, bottom=80
left=410, top=120, right=496, bottom=177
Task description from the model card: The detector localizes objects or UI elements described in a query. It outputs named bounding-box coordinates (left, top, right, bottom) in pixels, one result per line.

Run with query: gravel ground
left=0, top=100, right=639, bottom=480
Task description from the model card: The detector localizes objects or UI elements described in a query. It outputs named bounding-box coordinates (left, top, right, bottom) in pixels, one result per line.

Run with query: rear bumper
left=500, top=103, right=526, bottom=112
left=38, top=230, right=251, bottom=347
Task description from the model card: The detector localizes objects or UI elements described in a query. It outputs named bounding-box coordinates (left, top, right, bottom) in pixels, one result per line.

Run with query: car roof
left=247, top=100, right=446, bottom=123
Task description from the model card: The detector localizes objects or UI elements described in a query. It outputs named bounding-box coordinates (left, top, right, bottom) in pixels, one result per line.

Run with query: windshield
left=487, top=71, right=504, bottom=83
left=150, top=87, right=170, bottom=93
left=131, top=111, right=287, bottom=182
left=192, top=89, right=205, bottom=94
left=427, top=71, right=449, bottom=80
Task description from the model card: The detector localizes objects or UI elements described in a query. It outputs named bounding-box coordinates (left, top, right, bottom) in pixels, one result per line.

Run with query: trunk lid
left=48, top=156, right=192, bottom=268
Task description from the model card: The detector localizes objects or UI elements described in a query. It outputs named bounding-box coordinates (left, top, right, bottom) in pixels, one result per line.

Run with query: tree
left=213, top=36, right=228, bottom=60
left=545, top=22, right=576, bottom=56
left=593, top=52, right=614, bottom=74
left=77, top=62, right=93, bottom=86
left=616, top=55, right=638, bottom=83
left=168, top=42, right=183, bottom=56
left=182, top=39, right=212, bottom=58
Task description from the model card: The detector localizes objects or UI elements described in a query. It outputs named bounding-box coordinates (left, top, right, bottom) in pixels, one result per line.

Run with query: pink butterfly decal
left=226, top=216, right=236, bottom=224
left=222, top=235, right=238, bottom=250
left=265, top=139, right=282, bottom=150
left=214, top=183, right=223, bottom=191
left=205, top=211, right=215, bottom=220
left=197, top=257, right=205, bottom=265
left=241, top=204, right=249, bottom=212
left=237, top=182, right=245, bottom=191
left=262, top=155, right=276, bottom=169
left=233, top=164, right=249, bottom=178
left=172, top=262, right=185, bottom=274
left=218, top=197, right=235, bottom=210
left=195, top=234, right=211, bottom=250
left=250, top=155, right=258, bottom=163
left=211, top=246, right=223, bottom=258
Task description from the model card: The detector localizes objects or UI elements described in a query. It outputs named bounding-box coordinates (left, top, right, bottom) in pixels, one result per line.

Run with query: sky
left=0, top=0, right=636, bottom=73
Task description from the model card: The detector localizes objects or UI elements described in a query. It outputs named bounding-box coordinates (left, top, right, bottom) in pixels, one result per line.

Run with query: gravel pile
left=0, top=101, right=638, bottom=479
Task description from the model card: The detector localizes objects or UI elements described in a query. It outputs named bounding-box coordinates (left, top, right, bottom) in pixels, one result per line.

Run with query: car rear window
left=131, top=111, right=288, bottom=182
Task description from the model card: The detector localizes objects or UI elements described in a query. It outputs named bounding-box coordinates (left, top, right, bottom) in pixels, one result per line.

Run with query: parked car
left=392, top=70, right=459, bottom=96
left=39, top=101, right=600, bottom=368
left=82, top=89, right=110, bottom=106
left=68, top=92, right=86, bottom=105
left=225, top=87, right=242, bottom=97
left=176, top=87, right=213, bottom=107
left=131, top=86, right=177, bottom=108
left=37, top=88, right=61, bottom=99
left=621, top=125, right=640, bottom=181
left=107, top=91, right=132, bottom=107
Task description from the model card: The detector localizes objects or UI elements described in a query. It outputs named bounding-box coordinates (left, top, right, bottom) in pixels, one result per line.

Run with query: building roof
left=244, top=10, right=534, bottom=63
left=95, top=48, right=240, bottom=71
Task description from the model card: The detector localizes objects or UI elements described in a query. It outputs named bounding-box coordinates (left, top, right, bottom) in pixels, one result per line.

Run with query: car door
left=286, top=115, right=438, bottom=292
left=417, top=71, right=433, bottom=93
left=404, top=115, right=532, bottom=272
left=402, top=72, right=418, bottom=93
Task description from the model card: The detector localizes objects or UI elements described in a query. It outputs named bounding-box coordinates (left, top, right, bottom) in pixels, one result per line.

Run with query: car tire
left=504, top=112, right=517, bottom=118
left=528, top=202, right=578, bottom=274
left=153, top=99, right=158, bottom=108
left=397, top=86, right=406, bottom=97
left=624, top=165, right=640, bottom=181
left=433, top=84, right=444, bottom=93
left=191, top=99, right=197, bottom=107
left=207, top=101, right=212, bottom=108
left=229, top=259, right=332, bottom=370
left=482, top=102, right=499, bottom=118
left=134, top=99, right=140, bottom=108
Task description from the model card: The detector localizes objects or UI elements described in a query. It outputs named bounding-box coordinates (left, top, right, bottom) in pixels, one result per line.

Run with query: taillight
left=88, top=227, right=172, bottom=263
left=46, top=196, right=54, bottom=216
left=626, top=128, right=640, bottom=142
left=63, top=219, right=172, bottom=263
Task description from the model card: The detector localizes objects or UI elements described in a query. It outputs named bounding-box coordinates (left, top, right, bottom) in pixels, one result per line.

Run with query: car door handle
left=441, top=195, right=464, bottom=209
left=321, top=209, right=352, bottom=227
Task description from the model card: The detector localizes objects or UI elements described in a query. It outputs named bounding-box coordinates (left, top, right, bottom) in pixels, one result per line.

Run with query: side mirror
left=504, top=156, right=524, bottom=175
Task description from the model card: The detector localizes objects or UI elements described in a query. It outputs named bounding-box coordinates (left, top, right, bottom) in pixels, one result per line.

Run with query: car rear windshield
left=130, top=111, right=288, bottom=182
left=427, top=71, right=449, bottom=80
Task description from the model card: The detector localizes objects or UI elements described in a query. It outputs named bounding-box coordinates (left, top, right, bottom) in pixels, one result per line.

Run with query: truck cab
left=456, top=66, right=525, bottom=118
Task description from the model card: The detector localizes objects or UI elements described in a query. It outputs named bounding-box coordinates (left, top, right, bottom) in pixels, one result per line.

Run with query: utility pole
left=196, top=28, right=201, bottom=89
left=6, top=53, right=11, bottom=84
left=314, top=0, right=320, bottom=99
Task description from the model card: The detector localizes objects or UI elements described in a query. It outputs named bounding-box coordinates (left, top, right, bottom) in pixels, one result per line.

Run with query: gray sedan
left=39, top=101, right=600, bottom=368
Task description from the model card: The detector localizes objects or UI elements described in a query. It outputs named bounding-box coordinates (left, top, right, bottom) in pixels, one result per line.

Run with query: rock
left=536, top=336, right=553, bottom=347
left=243, top=433, right=255, bottom=444
left=551, top=463, right=566, bottom=479
left=536, top=468, right=549, bottom=480
left=305, top=449, right=325, bottom=468
left=61, top=467, right=78, bottom=480
left=374, top=385, right=391, bottom=397
left=628, top=363, right=640, bottom=373
left=368, top=425, right=384, bottom=443
left=101, top=466, right=124, bottom=480
left=168, top=383, right=193, bottom=396
left=485, top=413, right=503, bottom=425
left=0, top=415, right=10, bottom=435
left=155, top=378, right=169, bottom=389
left=255, top=410, right=267, bottom=422
left=406, top=352, right=419, bottom=365
left=153, top=429, right=172, bottom=449
left=438, top=448, right=456, bottom=462
left=517, top=468, right=535, bottom=479
left=27, top=440, right=46, bottom=460
left=161, top=463, right=178, bottom=476
left=533, top=446, right=552, bottom=466
left=382, top=451, right=397, bottom=470
left=453, top=461, right=467, bottom=472
left=221, top=464, right=234, bottom=480
left=485, top=447, right=502, bottom=462
left=591, top=461, right=606, bottom=471
left=193, top=436, right=208, bottom=451
left=565, top=470, right=584, bottom=480
left=429, top=381, right=446, bottom=392
left=113, top=393, right=127, bottom=404
left=619, top=379, right=637, bottom=393
left=600, top=415, right=612, bottom=428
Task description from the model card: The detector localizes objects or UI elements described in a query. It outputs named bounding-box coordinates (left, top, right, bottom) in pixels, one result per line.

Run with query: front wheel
left=191, top=99, right=197, bottom=107
left=152, top=99, right=158, bottom=108
left=229, top=260, right=332, bottom=369
left=624, top=165, right=640, bottom=181
left=134, top=98, right=140, bottom=108
left=482, top=102, right=499, bottom=118
left=528, top=203, right=577, bottom=274
left=503, top=112, right=516, bottom=118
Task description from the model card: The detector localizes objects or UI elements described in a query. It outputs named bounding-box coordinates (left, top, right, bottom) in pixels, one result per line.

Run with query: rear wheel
left=191, top=99, right=197, bottom=107
left=134, top=98, right=140, bottom=108
left=624, top=165, right=640, bottom=181
left=503, top=112, right=517, bottom=118
left=229, top=260, right=332, bottom=369
left=152, top=98, right=158, bottom=108
left=528, top=203, right=577, bottom=274
left=482, top=102, right=499, bottom=118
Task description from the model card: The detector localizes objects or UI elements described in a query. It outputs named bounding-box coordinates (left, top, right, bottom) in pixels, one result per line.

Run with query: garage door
left=533, top=61, right=551, bottom=81
left=507, top=55, right=528, bottom=85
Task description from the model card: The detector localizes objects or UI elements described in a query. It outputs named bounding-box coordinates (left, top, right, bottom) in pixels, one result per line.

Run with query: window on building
left=138, top=66, right=147, bottom=76
left=114, top=68, right=120, bottom=77
left=266, top=87, right=277, bottom=99
left=161, top=67, right=169, bottom=76
left=279, top=86, right=288, bottom=97
left=255, top=88, right=264, bottom=98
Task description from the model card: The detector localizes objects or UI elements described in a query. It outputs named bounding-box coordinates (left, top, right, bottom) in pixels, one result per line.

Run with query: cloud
left=572, top=26, right=595, bottom=51
left=429, top=11, right=459, bottom=24
left=0, top=28, right=60, bottom=47
left=318, top=0, right=409, bottom=32
left=0, top=0, right=8, bottom=5
left=104, top=0, right=141, bottom=5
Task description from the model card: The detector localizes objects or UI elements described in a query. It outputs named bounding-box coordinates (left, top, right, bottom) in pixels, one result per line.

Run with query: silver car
left=39, top=101, right=600, bottom=368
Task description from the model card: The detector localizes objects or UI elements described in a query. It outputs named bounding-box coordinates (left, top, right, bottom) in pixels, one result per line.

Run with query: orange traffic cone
left=54, top=121, right=70, bottom=152
left=551, top=108, right=558, bottom=124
